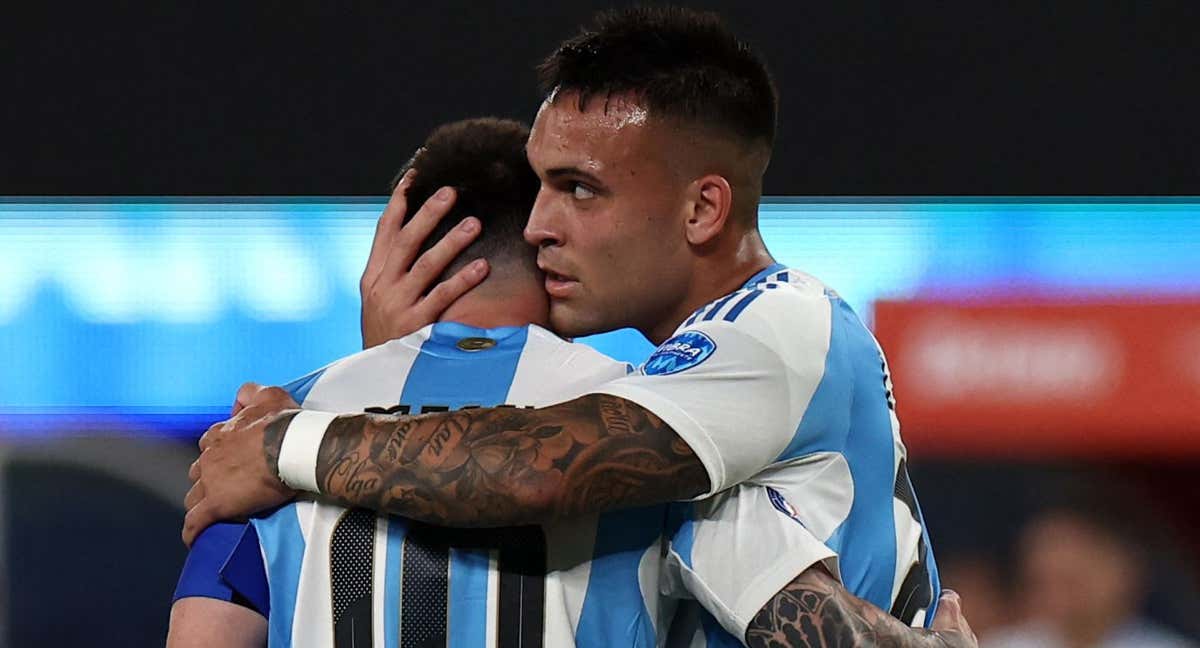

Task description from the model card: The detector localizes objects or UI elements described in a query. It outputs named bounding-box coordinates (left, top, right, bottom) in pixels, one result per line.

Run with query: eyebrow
left=543, top=166, right=607, bottom=187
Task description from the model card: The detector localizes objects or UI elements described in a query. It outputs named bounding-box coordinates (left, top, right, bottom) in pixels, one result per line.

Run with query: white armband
left=277, top=410, right=338, bottom=493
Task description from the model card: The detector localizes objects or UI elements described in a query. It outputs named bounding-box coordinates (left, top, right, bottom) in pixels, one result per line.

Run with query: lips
left=539, top=262, right=580, bottom=298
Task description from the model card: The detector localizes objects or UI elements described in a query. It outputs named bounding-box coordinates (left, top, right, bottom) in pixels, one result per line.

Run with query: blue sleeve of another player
left=173, top=522, right=270, bottom=619
left=220, top=523, right=271, bottom=618
left=173, top=522, right=252, bottom=604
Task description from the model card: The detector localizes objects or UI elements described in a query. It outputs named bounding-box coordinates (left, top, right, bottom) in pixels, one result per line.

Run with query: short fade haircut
left=390, top=117, right=539, bottom=280
left=537, top=6, right=778, bottom=150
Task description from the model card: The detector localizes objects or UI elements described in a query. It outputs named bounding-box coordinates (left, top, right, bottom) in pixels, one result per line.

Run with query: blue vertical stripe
left=397, top=322, right=528, bottom=410
left=251, top=506, right=306, bottom=648
left=448, top=548, right=490, bottom=647
left=666, top=503, right=697, bottom=569
left=782, top=296, right=899, bottom=611
left=384, top=518, right=409, bottom=648
left=722, top=290, right=764, bottom=322
left=396, top=322, right=529, bottom=646
left=575, top=507, right=664, bottom=647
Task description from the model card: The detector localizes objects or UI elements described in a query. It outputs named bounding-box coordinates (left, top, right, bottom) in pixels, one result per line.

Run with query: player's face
left=524, top=93, right=695, bottom=341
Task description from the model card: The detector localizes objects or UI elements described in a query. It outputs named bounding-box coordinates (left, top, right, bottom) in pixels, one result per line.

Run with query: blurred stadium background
left=3, top=1, right=1200, bottom=646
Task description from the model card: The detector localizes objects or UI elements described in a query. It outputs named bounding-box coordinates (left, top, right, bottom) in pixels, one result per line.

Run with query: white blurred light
left=145, top=220, right=223, bottom=322
left=57, top=219, right=143, bottom=323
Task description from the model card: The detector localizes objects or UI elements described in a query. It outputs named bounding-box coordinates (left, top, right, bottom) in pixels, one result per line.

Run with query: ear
left=684, top=174, right=734, bottom=246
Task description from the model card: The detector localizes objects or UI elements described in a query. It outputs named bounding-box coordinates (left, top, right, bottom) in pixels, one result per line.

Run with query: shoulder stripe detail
left=741, top=262, right=787, bottom=289
left=723, top=290, right=765, bottom=322
left=775, top=271, right=789, bottom=282
left=685, top=304, right=709, bottom=327
left=701, top=292, right=741, bottom=323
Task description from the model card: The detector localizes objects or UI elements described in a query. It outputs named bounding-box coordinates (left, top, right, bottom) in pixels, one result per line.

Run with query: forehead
left=527, top=92, right=669, bottom=171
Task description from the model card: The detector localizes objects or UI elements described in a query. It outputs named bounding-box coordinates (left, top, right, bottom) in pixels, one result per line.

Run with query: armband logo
left=643, top=331, right=716, bottom=376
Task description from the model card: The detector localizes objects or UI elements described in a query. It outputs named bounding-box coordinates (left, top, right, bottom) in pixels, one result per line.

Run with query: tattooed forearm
left=746, top=568, right=964, bottom=648
left=309, top=394, right=710, bottom=526
left=263, top=411, right=298, bottom=481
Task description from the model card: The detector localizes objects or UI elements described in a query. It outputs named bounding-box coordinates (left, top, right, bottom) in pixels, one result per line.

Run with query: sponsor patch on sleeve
left=643, top=331, right=717, bottom=375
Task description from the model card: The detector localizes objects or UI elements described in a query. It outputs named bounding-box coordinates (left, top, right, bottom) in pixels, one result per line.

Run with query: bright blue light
left=2, top=198, right=1197, bottom=420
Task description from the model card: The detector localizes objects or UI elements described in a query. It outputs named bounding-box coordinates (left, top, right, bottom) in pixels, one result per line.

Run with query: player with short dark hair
left=171, top=117, right=558, bottom=647
left=391, top=118, right=540, bottom=282
left=540, top=6, right=777, bottom=145
left=188, top=7, right=976, bottom=647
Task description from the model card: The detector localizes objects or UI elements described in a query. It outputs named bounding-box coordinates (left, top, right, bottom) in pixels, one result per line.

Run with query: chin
left=548, top=302, right=613, bottom=339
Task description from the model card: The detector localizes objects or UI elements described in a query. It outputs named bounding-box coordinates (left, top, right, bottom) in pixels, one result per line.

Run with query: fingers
left=198, top=423, right=217, bottom=451
left=385, top=187, right=460, bottom=277
left=233, top=382, right=264, bottom=414
left=241, top=385, right=296, bottom=413
left=182, top=499, right=218, bottom=548
left=932, top=588, right=976, bottom=643
left=184, top=479, right=205, bottom=511
left=403, top=216, right=482, bottom=287
left=188, top=458, right=200, bottom=482
left=412, top=259, right=490, bottom=321
left=363, top=169, right=417, bottom=290
left=253, top=386, right=298, bottom=411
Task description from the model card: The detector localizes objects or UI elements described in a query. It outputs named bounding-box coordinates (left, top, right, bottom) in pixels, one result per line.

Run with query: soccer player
left=187, top=8, right=975, bottom=647
left=171, top=118, right=967, bottom=647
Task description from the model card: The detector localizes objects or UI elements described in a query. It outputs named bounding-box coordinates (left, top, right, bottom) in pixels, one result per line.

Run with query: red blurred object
left=873, top=300, right=1200, bottom=458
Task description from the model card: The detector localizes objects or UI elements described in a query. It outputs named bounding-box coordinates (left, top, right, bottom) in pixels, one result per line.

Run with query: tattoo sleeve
left=302, top=394, right=710, bottom=526
left=263, top=411, right=295, bottom=481
left=746, top=567, right=959, bottom=648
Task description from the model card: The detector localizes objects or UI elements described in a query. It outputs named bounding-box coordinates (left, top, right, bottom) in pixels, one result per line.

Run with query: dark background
left=4, top=1, right=1199, bottom=196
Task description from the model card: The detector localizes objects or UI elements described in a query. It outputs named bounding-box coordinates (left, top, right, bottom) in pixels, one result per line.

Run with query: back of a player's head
left=391, top=117, right=539, bottom=281
left=537, top=6, right=778, bottom=155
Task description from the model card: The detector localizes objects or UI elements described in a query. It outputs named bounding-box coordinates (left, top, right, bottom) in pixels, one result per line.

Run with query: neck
left=437, top=274, right=550, bottom=330
left=644, top=228, right=775, bottom=344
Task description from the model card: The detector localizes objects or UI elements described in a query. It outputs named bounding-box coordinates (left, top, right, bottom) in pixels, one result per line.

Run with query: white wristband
left=277, top=410, right=337, bottom=493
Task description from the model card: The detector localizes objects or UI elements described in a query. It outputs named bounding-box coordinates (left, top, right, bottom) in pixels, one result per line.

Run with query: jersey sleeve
left=173, top=523, right=256, bottom=604
left=173, top=522, right=270, bottom=618
left=662, top=483, right=840, bottom=642
left=591, top=287, right=835, bottom=495
left=282, top=366, right=328, bottom=406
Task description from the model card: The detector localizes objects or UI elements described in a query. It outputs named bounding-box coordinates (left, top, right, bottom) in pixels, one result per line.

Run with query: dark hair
left=538, top=6, right=777, bottom=149
left=390, top=117, right=539, bottom=279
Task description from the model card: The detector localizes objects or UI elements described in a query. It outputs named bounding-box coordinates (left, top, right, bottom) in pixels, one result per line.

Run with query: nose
left=524, top=186, right=562, bottom=248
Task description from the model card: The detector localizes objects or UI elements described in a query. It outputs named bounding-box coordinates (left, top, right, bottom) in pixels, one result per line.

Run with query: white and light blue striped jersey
left=236, top=321, right=800, bottom=648
left=596, top=263, right=942, bottom=638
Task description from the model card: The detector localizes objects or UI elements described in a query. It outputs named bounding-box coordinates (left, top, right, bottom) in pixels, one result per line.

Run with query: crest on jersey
left=767, top=487, right=804, bottom=525
left=643, top=331, right=717, bottom=376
